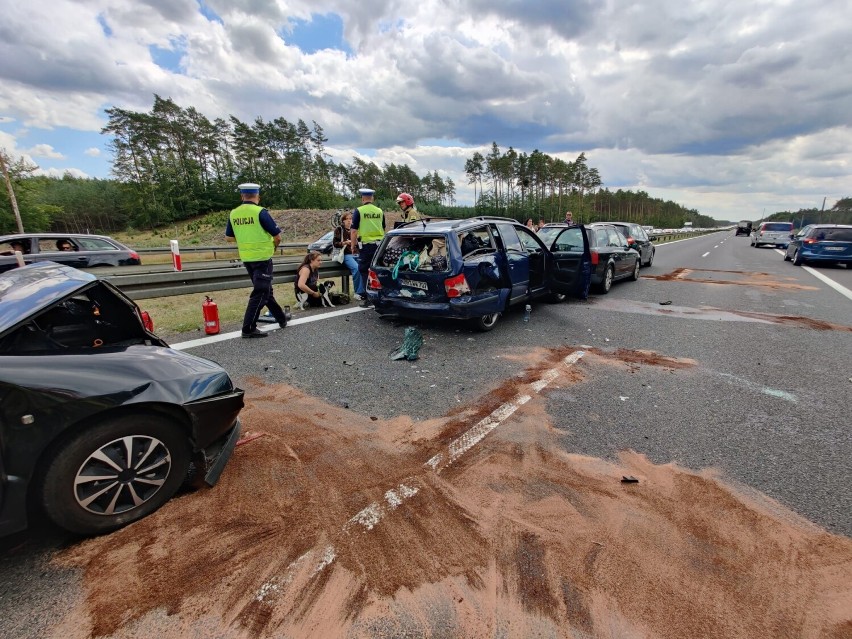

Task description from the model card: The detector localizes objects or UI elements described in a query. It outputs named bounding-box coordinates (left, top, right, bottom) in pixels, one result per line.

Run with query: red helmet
left=396, top=192, right=414, bottom=207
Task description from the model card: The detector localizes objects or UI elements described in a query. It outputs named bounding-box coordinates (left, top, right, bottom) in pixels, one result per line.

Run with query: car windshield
left=762, top=223, right=792, bottom=232
left=812, top=228, right=852, bottom=241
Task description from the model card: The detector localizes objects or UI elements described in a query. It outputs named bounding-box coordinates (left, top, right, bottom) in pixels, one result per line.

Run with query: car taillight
left=444, top=273, right=471, bottom=298
left=130, top=251, right=140, bottom=260
left=626, top=236, right=635, bottom=244
left=803, top=238, right=817, bottom=244
left=367, top=269, right=382, bottom=290
left=590, top=249, right=599, bottom=266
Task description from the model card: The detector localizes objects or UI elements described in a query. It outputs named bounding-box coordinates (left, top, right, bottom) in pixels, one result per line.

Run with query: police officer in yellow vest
left=349, top=187, right=385, bottom=307
left=225, top=183, right=289, bottom=338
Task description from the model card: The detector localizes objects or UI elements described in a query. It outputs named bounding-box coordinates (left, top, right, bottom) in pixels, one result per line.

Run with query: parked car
left=307, top=231, right=335, bottom=255
left=0, top=262, right=244, bottom=536
left=610, top=222, right=655, bottom=266
left=735, top=221, right=753, bottom=236
left=0, top=233, right=141, bottom=274
left=365, top=217, right=591, bottom=331
left=751, top=222, right=794, bottom=248
left=783, top=224, right=852, bottom=266
left=539, top=223, right=640, bottom=294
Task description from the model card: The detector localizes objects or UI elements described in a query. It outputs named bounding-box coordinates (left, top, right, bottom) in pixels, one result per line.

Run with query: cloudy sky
left=1, top=0, right=850, bottom=221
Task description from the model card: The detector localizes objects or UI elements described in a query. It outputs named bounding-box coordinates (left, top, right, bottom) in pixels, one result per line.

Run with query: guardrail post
left=170, top=239, right=182, bottom=271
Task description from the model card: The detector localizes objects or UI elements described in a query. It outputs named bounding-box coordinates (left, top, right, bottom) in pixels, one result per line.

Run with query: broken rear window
left=377, top=235, right=450, bottom=272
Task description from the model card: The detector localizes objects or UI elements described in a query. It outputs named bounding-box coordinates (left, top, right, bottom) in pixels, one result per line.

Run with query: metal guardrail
left=100, top=259, right=351, bottom=300
left=135, top=243, right=310, bottom=259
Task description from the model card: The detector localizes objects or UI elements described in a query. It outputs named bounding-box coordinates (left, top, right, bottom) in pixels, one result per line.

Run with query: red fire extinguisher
left=202, top=296, right=220, bottom=335
left=140, top=310, right=154, bottom=332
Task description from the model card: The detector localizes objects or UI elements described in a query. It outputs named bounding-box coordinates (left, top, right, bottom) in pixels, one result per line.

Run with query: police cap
left=238, top=182, right=261, bottom=194
left=358, top=188, right=375, bottom=196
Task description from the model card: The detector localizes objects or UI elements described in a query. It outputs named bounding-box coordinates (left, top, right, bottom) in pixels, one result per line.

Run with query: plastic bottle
left=523, top=304, right=532, bottom=322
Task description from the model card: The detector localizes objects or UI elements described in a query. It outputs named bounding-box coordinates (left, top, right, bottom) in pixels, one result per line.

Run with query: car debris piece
left=236, top=432, right=266, bottom=447
left=621, top=475, right=639, bottom=483
left=659, top=300, right=673, bottom=305
left=390, top=327, right=423, bottom=361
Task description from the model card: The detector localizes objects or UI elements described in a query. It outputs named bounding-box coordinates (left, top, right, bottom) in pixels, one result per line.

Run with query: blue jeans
left=344, top=253, right=363, bottom=295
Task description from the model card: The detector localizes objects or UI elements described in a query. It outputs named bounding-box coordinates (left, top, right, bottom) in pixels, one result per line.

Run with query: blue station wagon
left=365, top=217, right=591, bottom=331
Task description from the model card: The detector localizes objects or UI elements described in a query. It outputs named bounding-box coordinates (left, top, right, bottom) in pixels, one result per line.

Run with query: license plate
left=399, top=279, right=428, bottom=290
left=825, top=246, right=844, bottom=251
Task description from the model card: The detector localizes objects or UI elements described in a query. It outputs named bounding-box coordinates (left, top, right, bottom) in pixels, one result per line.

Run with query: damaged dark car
left=0, top=263, right=243, bottom=536
left=365, top=217, right=591, bottom=331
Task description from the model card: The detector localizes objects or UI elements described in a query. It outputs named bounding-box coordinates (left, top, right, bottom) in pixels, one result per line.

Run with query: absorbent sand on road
left=48, top=347, right=852, bottom=639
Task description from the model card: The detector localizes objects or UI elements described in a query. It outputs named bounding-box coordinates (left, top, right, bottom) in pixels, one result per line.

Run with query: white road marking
left=714, top=245, right=719, bottom=248
left=718, top=372, right=797, bottom=403
left=252, top=350, right=586, bottom=604
left=702, top=251, right=710, bottom=257
left=170, top=305, right=369, bottom=350
left=773, top=249, right=852, bottom=302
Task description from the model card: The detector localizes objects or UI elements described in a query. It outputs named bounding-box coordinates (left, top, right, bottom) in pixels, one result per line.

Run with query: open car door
left=546, top=225, right=592, bottom=298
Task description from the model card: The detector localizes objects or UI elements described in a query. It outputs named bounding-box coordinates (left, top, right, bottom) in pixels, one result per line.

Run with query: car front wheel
left=40, top=414, right=191, bottom=535
left=474, top=312, right=500, bottom=331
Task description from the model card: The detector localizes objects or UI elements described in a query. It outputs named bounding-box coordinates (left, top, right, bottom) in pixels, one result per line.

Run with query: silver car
left=751, top=222, right=794, bottom=248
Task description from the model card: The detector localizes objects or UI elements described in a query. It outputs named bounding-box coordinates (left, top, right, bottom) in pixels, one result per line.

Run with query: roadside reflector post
left=170, top=239, right=182, bottom=272
left=14, top=250, right=25, bottom=268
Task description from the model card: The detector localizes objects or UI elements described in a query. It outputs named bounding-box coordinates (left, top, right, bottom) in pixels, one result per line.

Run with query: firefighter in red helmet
left=395, top=192, right=422, bottom=224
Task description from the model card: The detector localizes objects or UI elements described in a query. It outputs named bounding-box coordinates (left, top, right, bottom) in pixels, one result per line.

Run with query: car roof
left=807, top=224, right=852, bottom=229
left=0, top=262, right=98, bottom=335
left=387, top=216, right=521, bottom=235
left=0, top=232, right=117, bottom=241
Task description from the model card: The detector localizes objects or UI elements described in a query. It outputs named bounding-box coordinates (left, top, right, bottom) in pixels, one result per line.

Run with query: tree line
left=4, top=95, right=847, bottom=235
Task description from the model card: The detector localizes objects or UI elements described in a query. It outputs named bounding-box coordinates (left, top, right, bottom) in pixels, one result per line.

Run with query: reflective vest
left=230, top=203, right=274, bottom=262
left=357, top=204, right=385, bottom=243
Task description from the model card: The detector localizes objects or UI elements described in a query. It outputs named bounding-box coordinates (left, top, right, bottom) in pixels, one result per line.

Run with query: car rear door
left=545, top=225, right=591, bottom=297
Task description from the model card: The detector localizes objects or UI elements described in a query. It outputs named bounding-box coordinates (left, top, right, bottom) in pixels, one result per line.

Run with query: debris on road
left=659, top=300, right=673, bottom=305
left=390, top=327, right=423, bottom=361
left=621, top=475, right=639, bottom=483
left=235, top=432, right=266, bottom=447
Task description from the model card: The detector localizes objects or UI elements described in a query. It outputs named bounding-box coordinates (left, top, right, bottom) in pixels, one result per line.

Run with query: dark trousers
left=358, top=242, right=379, bottom=286
left=243, top=259, right=286, bottom=333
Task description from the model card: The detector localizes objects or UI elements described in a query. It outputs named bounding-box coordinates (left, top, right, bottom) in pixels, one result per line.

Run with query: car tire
left=40, top=414, right=191, bottom=535
left=474, top=312, right=500, bottom=331
left=597, top=265, right=614, bottom=294
left=783, top=252, right=790, bottom=261
left=792, top=249, right=804, bottom=266
left=644, top=250, right=654, bottom=267
left=629, top=259, right=640, bottom=281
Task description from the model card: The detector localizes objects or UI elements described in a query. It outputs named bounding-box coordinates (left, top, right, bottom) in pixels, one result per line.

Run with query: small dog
left=295, top=281, right=336, bottom=310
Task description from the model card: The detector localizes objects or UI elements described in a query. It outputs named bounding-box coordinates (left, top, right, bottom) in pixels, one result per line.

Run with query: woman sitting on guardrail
left=294, top=251, right=325, bottom=308
left=334, top=212, right=363, bottom=300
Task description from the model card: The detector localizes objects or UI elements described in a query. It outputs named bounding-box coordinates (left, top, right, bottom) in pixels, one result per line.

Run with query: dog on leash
left=295, top=280, right=336, bottom=310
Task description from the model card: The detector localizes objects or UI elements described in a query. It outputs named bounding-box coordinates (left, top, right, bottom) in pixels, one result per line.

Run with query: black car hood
left=0, top=262, right=98, bottom=335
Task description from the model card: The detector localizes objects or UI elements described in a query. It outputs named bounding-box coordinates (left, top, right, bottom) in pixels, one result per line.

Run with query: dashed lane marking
left=252, top=350, right=586, bottom=604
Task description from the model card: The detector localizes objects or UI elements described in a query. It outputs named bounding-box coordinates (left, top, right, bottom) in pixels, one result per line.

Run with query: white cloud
left=0, top=0, right=848, bottom=219
left=84, top=148, right=102, bottom=157
left=26, top=144, right=64, bottom=159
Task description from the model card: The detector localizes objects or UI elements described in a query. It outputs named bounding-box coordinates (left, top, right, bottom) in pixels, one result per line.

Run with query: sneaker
left=353, top=293, right=364, bottom=301
left=241, top=329, right=268, bottom=338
